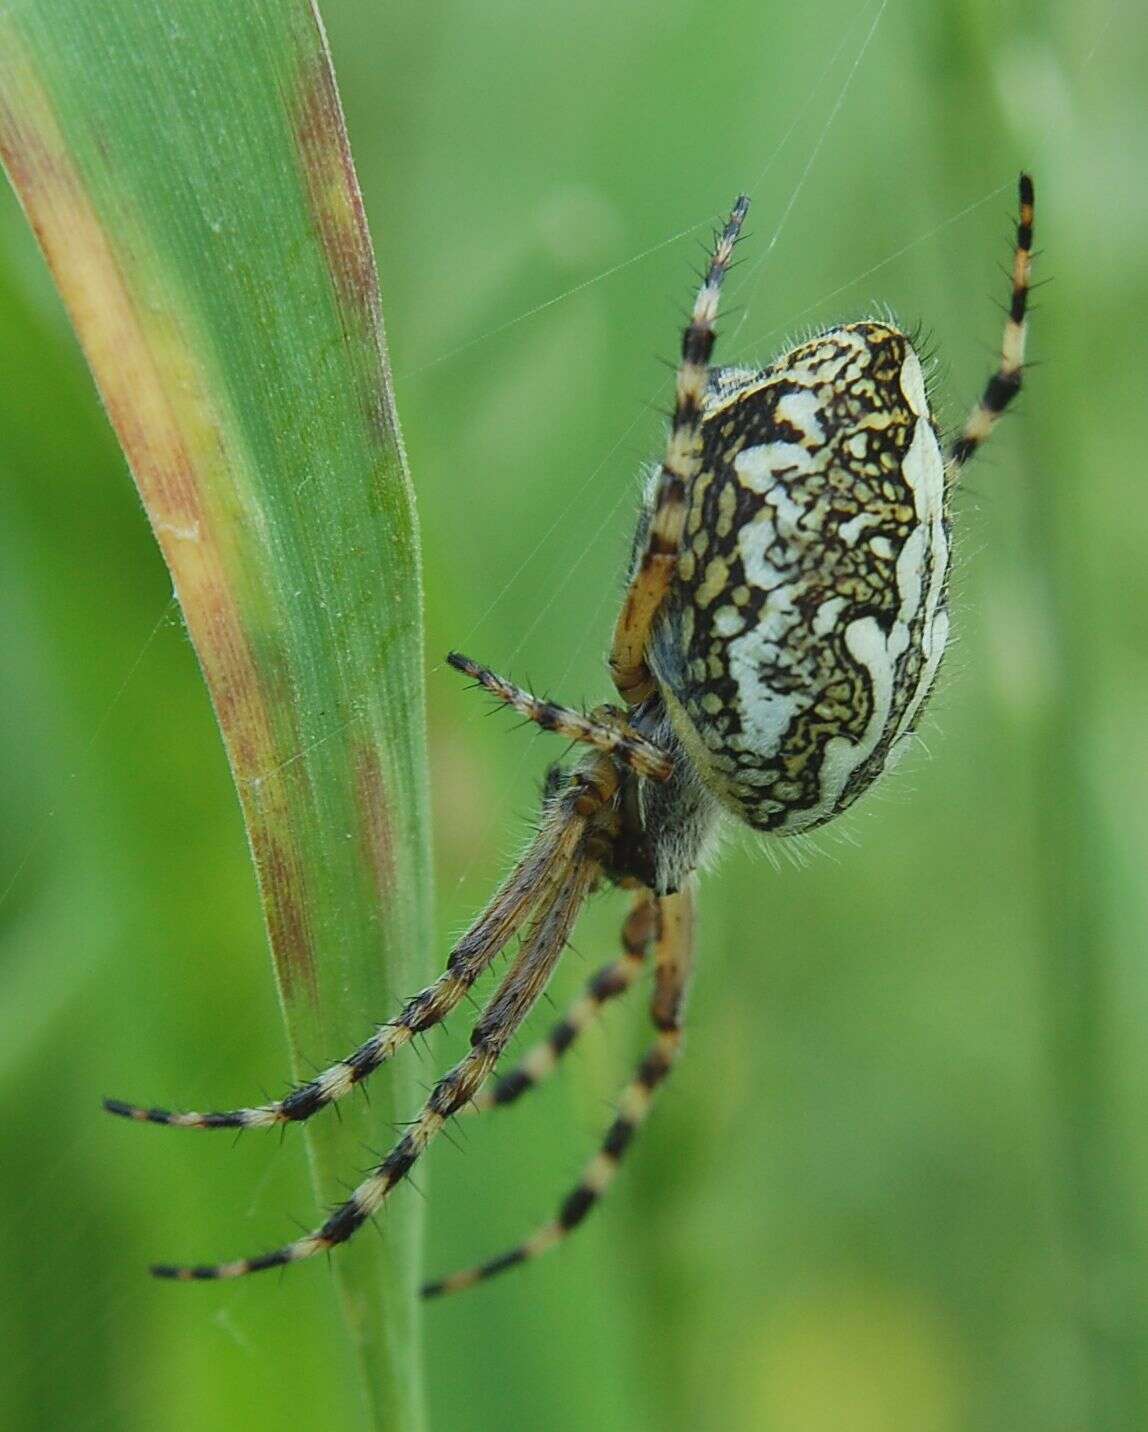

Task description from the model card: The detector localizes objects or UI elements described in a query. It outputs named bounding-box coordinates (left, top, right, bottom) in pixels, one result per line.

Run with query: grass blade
left=0, top=4, right=431, bottom=1427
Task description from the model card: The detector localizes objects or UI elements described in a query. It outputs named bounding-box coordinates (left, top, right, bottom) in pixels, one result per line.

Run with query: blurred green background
left=3, top=1, right=1146, bottom=1429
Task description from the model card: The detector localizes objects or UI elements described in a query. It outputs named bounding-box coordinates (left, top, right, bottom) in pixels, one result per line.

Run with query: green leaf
left=0, top=3, right=430, bottom=1427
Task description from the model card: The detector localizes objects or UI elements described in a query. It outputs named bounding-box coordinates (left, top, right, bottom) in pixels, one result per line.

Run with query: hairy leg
left=949, top=173, right=1034, bottom=470
left=448, top=651, right=672, bottom=781
left=106, top=761, right=609, bottom=1132
left=423, top=881, right=696, bottom=1298
left=609, top=196, right=748, bottom=705
left=147, top=758, right=622, bottom=1280
left=468, top=890, right=658, bottom=1113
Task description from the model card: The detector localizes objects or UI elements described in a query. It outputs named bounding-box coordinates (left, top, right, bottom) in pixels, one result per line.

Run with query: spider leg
left=949, top=172, right=1034, bottom=471
left=422, top=881, right=696, bottom=1298
left=448, top=651, right=673, bottom=781
left=105, top=760, right=611, bottom=1133
left=609, top=195, right=749, bottom=705
left=466, top=889, right=658, bottom=1114
left=148, top=759, right=618, bottom=1280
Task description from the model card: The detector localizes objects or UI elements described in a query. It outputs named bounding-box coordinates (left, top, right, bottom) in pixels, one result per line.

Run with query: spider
left=107, top=174, right=1035, bottom=1294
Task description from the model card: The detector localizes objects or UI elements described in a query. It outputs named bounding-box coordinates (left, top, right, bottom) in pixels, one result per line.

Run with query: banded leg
left=149, top=759, right=619, bottom=1280
left=106, top=760, right=607, bottom=1133
left=949, top=172, right=1034, bottom=470
left=609, top=196, right=749, bottom=705
left=468, top=890, right=659, bottom=1113
left=423, top=881, right=696, bottom=1298
left=448, top=651, right=672, bottom=781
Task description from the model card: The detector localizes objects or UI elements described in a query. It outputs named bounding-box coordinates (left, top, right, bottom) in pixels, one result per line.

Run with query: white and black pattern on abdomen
left=651, top=324, right=951, bottom=835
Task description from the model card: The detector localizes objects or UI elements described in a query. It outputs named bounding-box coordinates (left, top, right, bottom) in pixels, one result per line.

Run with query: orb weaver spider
left=107, top=174, right=1035, bottom=1294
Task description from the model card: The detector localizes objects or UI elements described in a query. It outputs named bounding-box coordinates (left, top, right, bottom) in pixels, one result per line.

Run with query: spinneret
left=107, top=176, right=1034, bottom=1293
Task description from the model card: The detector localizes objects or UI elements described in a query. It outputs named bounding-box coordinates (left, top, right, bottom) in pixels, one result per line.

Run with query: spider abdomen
left=648, top=321, right=950, bottom=835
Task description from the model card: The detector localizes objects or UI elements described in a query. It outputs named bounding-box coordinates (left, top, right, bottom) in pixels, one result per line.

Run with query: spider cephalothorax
left=108, top=176, right=1034, bottom=1293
